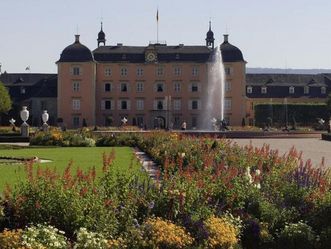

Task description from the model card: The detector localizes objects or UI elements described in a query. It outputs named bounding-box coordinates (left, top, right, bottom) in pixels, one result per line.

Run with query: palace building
left=56, top=22, right=247, bottom=129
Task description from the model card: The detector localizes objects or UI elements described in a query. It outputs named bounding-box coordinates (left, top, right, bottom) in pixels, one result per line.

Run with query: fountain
left=201, top=45, right=226, bottom=130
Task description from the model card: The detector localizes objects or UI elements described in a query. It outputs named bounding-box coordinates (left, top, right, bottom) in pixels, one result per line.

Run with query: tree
left=0, top=81, right=11, bottom=114
left=327, top=93, right=331, bottom=117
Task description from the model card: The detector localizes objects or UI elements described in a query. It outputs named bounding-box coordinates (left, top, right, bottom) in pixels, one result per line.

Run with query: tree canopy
left=0, top=81, right=12, bottom=113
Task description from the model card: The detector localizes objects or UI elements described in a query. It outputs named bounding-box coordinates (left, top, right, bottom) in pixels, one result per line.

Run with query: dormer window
left=304, top=86, right=309, bottom=94
left=261, top=87, right=267, bottom=94
left=321, top=87, right=326, bottom=94
left=289, top=86, right=295, bottom=94
left=20, top=87, right=26, bottom=94
left=247, top=86, right=252, bottom=94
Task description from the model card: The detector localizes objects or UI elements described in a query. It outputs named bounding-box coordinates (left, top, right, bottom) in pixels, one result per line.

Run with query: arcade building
left=57, top=22, right=246, bottom=129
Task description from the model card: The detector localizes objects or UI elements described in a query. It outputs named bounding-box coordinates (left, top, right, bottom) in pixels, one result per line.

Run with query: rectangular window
left=136, top=68, right=144, bottom=76
left=192, top=116, right=197, bottom=128
left=120, top=67, right=128, bottom=76
left=104, top=83, right=112, bottom=92
left=72, top=67, right=80, bottom=76
left=136, top=99, right=144, bottom=110
left=136, top=82, right=144, bottom=92
left=225, top=98, right=232, bottom=110
left=289, top=86, right=295, bottom=94
left=304, top=86, right=309, bottom=94
left=72, top=82, right=80, bottom=92
left=321, top=87, right=326, bottom=94
left=174, top=82, right=181, bottom=92
left=121, top=83, right=128, bottom=92
left=121, top=100, right=127, bottom=110
left=104, top=68, right=112, bottom=76
left=225, top=81, right=231, bottom=92
left=174, top=67, right=181, bottom=76
left=105, top=100, right=111, bottom=110
left=191, top=82, right=199, bottom=92
left=192, top=100, right=198, bottom=110
left=154, top=100, right=165, bottom=110
left=137, top=116, right=144, bottom=127
left=73, top=116, right=80, bottom=127
left=247, top=87, right=252, bottom=94
left=72, top=99, right=80, bottom=110
left=173, top=99, right=181, bottom=111
left=156, top=83, right=164, bottom=92
left=261, top=87, right=267, bottom=94
left=225, top=67, right=232, bottom=76
left=192, top=67, right=199, bottom=76
left=157, top=67, right=164, bottom=76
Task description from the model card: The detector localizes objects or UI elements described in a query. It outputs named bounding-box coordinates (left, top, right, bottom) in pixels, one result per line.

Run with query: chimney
left=223, top=34, right=229, bottom=43
left=75, top=34, right=80, bottom=43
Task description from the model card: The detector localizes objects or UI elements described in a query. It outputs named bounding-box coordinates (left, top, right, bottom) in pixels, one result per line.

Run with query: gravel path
left=232, top=138, right=331, bottom=168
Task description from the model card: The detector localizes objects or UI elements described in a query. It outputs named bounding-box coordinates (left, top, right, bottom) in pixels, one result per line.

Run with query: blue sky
left=0, top=0, right=331, bottom=73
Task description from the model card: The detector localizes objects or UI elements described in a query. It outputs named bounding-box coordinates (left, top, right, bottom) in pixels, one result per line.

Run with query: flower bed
left=1, top=132, right=330, bottom=248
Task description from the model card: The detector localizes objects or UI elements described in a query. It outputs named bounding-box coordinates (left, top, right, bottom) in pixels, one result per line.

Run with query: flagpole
left=156, top=8, right=159, bottom=43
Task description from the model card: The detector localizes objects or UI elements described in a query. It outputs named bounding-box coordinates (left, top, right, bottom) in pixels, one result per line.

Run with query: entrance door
left=154, top=116, right=166, bottom=129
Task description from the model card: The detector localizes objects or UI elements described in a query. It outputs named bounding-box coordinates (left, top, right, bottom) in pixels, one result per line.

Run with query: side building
left=57, top=23, right=247, bottom=129
left=245, top=73, right=331, bottom=125
left=0, top=72, right=57, bottom=126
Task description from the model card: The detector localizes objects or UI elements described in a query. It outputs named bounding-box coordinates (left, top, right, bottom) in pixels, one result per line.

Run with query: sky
left=0, top=0, right=331, bottom=73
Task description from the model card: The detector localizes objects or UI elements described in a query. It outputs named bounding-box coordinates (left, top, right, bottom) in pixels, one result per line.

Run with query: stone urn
left=42, top=110, right=49, bottom=124
left=20, top=106, right=29, bottom=124
left=20, top=106, right=29, bottom=137
left=42, top=110, right=49, bottom=131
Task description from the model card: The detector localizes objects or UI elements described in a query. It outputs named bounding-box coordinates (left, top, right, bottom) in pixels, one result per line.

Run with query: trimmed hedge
left=255, top=103, right=328, bottom=127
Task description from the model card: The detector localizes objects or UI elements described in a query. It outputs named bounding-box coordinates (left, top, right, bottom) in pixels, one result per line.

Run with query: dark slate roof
left=220, top=41, right=244, bottom=63
left=246, top=74, right=328, bottom=87
left=0, top=73, right=57, bottom=102
left=93, top=45, right=212, bottom=63
left=58, top=35, right=94, bottom=63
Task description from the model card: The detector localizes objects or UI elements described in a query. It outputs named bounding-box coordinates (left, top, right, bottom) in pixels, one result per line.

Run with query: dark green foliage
left=0, top=81, right=11, bottom=114
left=254, top=104, right=328, bottom=127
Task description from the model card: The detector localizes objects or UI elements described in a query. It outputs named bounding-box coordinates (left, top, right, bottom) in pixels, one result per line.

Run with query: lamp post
left=20, top=106, right=30, bottom=137
left=42, top=110, right=49, bottom=131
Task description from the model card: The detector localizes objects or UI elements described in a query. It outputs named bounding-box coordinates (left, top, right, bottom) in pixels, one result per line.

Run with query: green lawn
left=0, top=146, right=142, bottom=192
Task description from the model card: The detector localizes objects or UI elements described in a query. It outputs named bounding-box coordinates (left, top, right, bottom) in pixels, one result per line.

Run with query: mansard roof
left=246, top=73, right=329, bottom=87
left=93, top=44, right=212, bottom=63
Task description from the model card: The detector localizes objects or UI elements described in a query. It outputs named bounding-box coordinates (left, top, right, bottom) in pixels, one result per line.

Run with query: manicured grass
left=0, top=146, right=142, bottom=192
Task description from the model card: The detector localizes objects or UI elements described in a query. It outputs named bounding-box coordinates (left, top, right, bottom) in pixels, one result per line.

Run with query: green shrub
left=277, top=221, right=316, bottom=249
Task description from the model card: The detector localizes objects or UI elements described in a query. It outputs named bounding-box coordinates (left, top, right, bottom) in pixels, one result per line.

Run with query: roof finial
left=101, top=21, right=103, bottom=31
left=209, top=19, right=211, bottom=31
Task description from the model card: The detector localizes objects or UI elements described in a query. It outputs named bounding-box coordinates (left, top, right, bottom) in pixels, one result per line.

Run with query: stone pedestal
left=21, top=122, right=29, bottom=137
left=42, top=123, right=49, bottom=132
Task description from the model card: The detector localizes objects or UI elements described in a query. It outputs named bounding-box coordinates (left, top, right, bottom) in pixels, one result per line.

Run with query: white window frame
left=136, top=99, right=144, bottom=111
left=72, top=82, right=80, bottom=92
left=261, top=87, right=267, bottom=94
left=120, top=82, right=129, bottom=92
left=72, top=66, right=81, bottom=76
left=174, top=67, right=181, bottom=76
left=104, top=83, right=112, bottom=92
left=190, top=82, right=200, bottom=92
left=155, top=82, right=165, bottom=92
left=247, top=86, right=252, bottom=94
left=189, top=99, right=201, bottom=110
left=136, top=82, right=144, bottom=92
left=174, top=82, right=181, bottom=92
left=225, top=81, right=231, bottom=92
left=104, top=67, right=112, bottom=76
left=120, top=67, right=128, bottom=76
left=118, top=99, right=130, bottom=110
left=173, top=99, right=181, bottom=111
left=321, top=87, right=326, bottom=94
left=224, top=98, right=232, bottom=111
left=136, top=68, right=143, bottom=76
left=289, top=86, right=295, bottom=94
left=156, top=67, right=164, bottom=76
left=72, top=99, right=81, bottom=110
left=304, top=86, right=309, bottom=94
left=192, top=67, right=199, bottom=76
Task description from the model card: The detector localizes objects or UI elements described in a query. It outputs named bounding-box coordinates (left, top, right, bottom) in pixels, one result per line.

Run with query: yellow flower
left=204, top=216, right=239, bottom=249
left=143, top=217, right=193, bottom=249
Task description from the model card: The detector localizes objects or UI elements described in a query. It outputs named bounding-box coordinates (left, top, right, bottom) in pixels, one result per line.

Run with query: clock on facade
left=146, top=52, right=157, bottom=62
